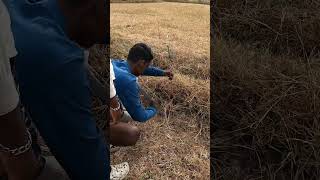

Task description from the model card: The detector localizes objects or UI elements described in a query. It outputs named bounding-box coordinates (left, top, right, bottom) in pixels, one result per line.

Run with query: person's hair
left=127, top=43, right=154, bottom=63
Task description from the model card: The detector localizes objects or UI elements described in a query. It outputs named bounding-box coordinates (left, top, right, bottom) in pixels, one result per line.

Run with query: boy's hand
left=164, top=70, right=174, bottom=80
left=148, top=98, right=156, bottom=107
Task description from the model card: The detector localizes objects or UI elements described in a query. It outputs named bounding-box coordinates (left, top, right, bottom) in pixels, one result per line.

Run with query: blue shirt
left=112, top=59, right=165, bottom=122
left=5, top=0, right=108, bottom=179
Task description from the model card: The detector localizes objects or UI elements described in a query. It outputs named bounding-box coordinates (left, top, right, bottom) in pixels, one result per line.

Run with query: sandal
left=110, top=162, right=129, bottom=180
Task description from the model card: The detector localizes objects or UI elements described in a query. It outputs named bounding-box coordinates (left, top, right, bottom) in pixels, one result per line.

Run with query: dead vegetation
left=212, top=1, right=320, bottom=179
left=94, top=2, right=210, bottom=179
left=214, top=0, right=320, bottom=57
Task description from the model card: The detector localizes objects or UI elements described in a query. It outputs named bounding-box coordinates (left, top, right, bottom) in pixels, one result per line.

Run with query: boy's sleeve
left=122, top=81, right=157, bottom=122
left=142, top=66, right=165, bottom=76
left=110, top=61, right=116, bottom=98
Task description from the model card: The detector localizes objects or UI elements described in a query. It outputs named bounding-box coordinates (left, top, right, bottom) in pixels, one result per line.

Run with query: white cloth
left=110, top=60, right=116, bottom=98
left=83, top=49, right=90, bottom=66
left=0, top=1, right=19, bottom=116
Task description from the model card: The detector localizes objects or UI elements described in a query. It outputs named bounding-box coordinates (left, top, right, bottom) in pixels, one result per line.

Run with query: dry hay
left=111, top=114, right=210, bottom=179
left=88, top=44, right=109, bottom=79
left=213, top=0, right=320, bottom=57
left=212, top=37, right=320, bottom=179
left=140, top=74, right=210, bottom=121
left=107, top=2, right=210, bottom=179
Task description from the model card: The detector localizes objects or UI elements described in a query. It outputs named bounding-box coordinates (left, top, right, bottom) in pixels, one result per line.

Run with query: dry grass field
left=213, top=1, right=320, bottom=179
left=214, top=0, right=320, bottom=57
left=108, top=2, right=210, bottom=179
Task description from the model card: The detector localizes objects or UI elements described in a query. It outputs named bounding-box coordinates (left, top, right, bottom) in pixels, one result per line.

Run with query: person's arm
left=110, top=95, right=123, bottom=124
left=142, top=66, right=165, bottom=76
left=122, top=81, right=157, bottom=122
left=110, top=61, right=123, bottom=123
left=142, top=67, right=174, bottom=80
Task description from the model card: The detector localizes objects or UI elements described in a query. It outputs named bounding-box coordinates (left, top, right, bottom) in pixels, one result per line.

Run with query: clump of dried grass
left=214, top=0, right=320, bottom=57
left=111, top=114, right=210, bottom=179
left=212, top=37, right=320, bottom=179
left=140, top=74, right=210, bottom=121
left=88, top=45, right=109, bottom=79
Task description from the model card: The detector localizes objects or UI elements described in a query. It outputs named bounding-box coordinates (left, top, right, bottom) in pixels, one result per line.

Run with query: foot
left=110, top=144, right=120, bottom=153
left=119, top=111, right=132, bottom=123
left=110, top=162, right=129, bottom=180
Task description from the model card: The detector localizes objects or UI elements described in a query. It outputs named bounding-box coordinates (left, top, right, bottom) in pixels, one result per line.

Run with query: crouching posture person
left=111, top=43, right=174, bottom=146
left=107, top=60, right=132, bottom=179
left=110, top=60, right=141, bottom=147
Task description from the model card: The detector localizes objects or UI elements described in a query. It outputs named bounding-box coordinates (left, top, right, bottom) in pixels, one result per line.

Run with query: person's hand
left=148, top=99, right=155, bottom=107
left=164, top=70, right=174, bottom=80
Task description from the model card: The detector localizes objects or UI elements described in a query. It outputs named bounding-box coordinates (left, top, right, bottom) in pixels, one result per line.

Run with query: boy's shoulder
left=112, top=60, right=137, bottom=86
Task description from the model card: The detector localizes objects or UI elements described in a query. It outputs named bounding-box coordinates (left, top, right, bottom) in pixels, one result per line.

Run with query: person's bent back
left=112, top=64, right=157, bottom=122
left=112, top=43, right=173, bottom=122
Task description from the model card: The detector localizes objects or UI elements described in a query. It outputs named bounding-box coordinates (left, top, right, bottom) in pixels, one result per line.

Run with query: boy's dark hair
left=127, top=43, right=154, bottom=63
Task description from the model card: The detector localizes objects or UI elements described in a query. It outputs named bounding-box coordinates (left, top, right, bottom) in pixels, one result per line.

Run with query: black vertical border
left=210, top=0, right=215, bottom=179
left=105, top=0, right=111, bottom=169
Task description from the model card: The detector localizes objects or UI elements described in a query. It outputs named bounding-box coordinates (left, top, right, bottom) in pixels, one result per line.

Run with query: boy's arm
left=142, top=66, right=174, bottom=80
left=122, top=81, right=157, bottom=122
left=142, top=66, right=165, bottom=76
left=110, top=95, right=123, bottom=124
